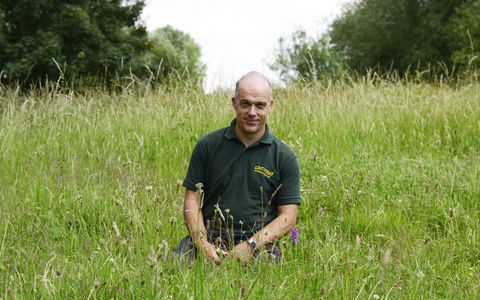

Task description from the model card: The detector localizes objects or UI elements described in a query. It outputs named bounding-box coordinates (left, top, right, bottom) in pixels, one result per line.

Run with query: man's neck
left=234, top=124, right=266, bottom=148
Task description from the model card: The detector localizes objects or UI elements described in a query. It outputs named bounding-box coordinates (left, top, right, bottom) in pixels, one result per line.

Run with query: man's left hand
left=231, top=241, right=254, bottom=266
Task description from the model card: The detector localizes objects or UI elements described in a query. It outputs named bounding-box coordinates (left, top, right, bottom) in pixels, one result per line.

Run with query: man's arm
left=183, top=188, right=225, bottom=265
left=232, top=204, right=298, bottom=263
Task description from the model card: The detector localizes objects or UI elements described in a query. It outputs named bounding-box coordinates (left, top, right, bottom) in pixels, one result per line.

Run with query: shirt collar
left=225, top=118, right=273, bottom=145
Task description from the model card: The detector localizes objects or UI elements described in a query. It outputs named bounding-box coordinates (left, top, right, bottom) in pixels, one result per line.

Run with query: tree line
left=0, top=0, right=204, bottom=86
left=269, top=0, right=480, bottom=82
left=2, top=0, right=478, bottom=87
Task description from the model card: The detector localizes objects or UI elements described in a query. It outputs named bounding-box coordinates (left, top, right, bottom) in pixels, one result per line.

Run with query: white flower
left=417, top=271, right=425, bottom=279
left=398, top=199, right=402, bottom=203
left=145, top=185, right=153, bottom=191
left=373, top=295, right=379, bottom=299
left=358, top=191, right=362, bottom=194
left=225, top=209, right=230, bottom=214
left=195, top=183, right=204, bottom=193
left=321, top=192, right=325, bottom=195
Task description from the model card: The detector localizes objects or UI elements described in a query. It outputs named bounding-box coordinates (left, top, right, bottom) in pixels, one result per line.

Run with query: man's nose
left=248, top=106, right=257, bottom=116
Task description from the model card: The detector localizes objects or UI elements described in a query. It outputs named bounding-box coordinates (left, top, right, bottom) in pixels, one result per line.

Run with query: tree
left=448, top=0, right=480, bottom=69
left=268, top=28, right=344, bottom=82
left=0, top=0, right=151, bottom=84
left=132, top=25, right=205, bottom=84
left=328, top=0, right=468, bottom=74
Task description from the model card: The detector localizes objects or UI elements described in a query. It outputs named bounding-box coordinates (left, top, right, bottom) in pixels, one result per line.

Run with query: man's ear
left=231, top=97, right=236, bottom=109
left=269, top=99, right=274, bottom=112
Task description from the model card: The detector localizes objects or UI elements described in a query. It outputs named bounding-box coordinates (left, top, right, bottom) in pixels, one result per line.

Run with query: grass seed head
left=269, top=254, right=275, bottom=263
left=320, top=287, right=325, bottom=295
left=355, top=235, right=361, bottom=250
left=112, top=221, right=121, bottom=238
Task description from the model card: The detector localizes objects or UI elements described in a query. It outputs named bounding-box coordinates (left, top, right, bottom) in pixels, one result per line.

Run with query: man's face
left=231, top=76, right=273, bottom=139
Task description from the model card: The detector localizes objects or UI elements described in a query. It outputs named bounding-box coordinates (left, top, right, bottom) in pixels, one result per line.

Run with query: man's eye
left=257, top=104, right=265, bottom=108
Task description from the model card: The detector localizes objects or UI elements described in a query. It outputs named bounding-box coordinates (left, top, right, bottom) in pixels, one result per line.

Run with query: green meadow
left=1, top=75, right=479, bottom=299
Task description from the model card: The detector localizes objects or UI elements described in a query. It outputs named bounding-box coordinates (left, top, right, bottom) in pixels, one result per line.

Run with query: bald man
left=172, top=71, right=301, bottom=265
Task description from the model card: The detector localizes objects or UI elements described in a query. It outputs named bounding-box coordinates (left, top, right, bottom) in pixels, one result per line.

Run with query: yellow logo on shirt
left=254, top=165, right=274, bottom=178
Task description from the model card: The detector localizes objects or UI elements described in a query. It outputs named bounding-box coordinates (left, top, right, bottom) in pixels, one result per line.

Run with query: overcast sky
left=140, top=0, right=346, bottom=91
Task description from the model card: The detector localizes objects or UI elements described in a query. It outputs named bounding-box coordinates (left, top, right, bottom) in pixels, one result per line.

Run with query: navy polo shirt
left=183, top=118, right=301, bottom=235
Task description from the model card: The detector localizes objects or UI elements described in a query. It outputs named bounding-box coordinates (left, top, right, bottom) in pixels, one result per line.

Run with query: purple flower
left=291, top=227, right=298, bottom=245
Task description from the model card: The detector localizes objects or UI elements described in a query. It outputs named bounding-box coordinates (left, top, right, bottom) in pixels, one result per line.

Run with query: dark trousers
left=168, top=230, right=282, bottom=264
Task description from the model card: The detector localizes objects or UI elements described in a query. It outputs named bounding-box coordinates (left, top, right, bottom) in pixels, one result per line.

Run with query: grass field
left=1, top=75, right=479, bottom=299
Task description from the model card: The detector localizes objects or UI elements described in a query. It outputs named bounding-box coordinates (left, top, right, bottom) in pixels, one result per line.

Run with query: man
left=173, top=71, right=301, bottom=265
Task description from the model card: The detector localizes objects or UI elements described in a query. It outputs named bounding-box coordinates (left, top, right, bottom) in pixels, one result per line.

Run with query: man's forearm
left=250, top=204, right=298, bottom=248
left=183, top=189, right=209, bottom=247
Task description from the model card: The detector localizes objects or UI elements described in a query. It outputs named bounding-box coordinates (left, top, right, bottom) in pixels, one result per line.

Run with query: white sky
left=140, top=0, right=346, bottom=91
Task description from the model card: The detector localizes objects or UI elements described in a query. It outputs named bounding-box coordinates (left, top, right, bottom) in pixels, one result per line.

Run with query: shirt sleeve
left=276, top=155, right=302, bottom=206
left=183, top=141, right=207, bottom=192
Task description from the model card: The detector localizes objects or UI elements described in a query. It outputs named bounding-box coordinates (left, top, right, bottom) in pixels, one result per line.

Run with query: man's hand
left=231, top=241, right=254, bottom=266
left=198, top=239, right=228, bottom=266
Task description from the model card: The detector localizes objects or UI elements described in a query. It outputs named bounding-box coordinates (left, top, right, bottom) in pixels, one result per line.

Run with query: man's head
left=234, top=71, right=273, bottom=103
left=232, top=71, right=273, bottom=142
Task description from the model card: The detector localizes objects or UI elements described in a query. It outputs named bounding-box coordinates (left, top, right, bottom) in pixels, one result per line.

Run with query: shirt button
left=241, top=160, right=244, bottom=163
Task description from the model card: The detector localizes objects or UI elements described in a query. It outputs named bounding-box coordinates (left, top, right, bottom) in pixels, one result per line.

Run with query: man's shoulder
left=268, top=133, right=297, bottom=159
left=196, top=125, right=229, bottom=146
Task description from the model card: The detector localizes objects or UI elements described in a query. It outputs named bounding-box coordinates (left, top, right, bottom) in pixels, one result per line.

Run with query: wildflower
left=322, top=176, right=327, bottom=181
left=195, top=183, right=204, bottom=193
left=398, top=199, right=402, bottom=203
left=291, top=227, right=298, bottom=245
left=224, top=208, right=230, bottom=214
left=373, top=295, right=379, bottom=299
left=239, top=220, right=244, bottom=225
left=417, top=271, right=425, bottom=280
left=321, top=192, right=325, bottom=195
left=145, top=185, right=153, bottom=191
left=358, top=191, right=362, bottom=194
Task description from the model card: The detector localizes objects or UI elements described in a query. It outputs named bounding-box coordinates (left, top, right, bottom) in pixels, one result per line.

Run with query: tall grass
left=0, top=73, right=479, bottom=299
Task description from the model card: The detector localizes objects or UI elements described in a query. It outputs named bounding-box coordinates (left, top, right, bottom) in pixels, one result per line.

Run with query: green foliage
left=268, top=28, right=344, bottom=82
left=329, top=0, right=470, bottom=74
left=133, top=25, right=205, bottom=84
left=449, top=0, right=480, bottom=68
left=0, top=0, right=151, bottom=84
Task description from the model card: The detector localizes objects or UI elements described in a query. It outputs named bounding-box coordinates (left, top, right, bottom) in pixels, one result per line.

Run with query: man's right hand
left=198, top=239, right=227, bottom=265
